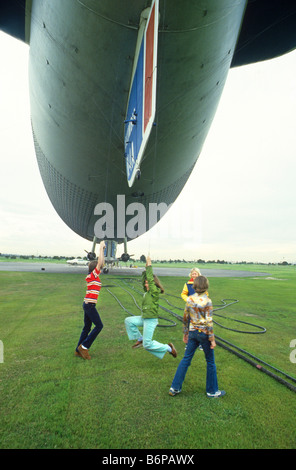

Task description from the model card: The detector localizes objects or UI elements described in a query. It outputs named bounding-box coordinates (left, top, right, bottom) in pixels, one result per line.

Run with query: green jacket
left=141, top=265, right=161, bottom=318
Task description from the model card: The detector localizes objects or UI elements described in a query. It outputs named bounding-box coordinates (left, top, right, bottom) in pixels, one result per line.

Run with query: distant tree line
left=138, top=256, right=292, bottom=266
left=0, top=253, right=293, bottom=266
left=0, top=254, right=68, bottom=260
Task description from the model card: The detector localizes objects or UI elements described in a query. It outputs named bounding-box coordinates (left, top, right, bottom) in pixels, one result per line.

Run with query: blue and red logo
left=124, top=0, right=158, bottom=187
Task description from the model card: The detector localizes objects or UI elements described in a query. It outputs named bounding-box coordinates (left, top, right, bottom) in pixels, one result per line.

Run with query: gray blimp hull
left=29, top=0, right=247, bottom=242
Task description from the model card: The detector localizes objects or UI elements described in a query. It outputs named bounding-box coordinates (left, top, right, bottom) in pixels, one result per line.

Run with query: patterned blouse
left=183, top=292, right=214, bottom=340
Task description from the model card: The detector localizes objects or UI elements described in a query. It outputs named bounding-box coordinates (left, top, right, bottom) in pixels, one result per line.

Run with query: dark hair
left=153, top=274, right=164, bottom=294
left=193, top=275, right=209, bottom=294
left=144, top=274, right=164, bottom=293
left=88, top=260, right=97, bottom=273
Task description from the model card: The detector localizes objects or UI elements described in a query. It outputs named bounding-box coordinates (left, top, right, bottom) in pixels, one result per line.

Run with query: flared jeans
left=125, top=315, right=170, bottom=359
left=77, top=302, right=104, bottom=350
left=171, top=330, right=219, bottom=394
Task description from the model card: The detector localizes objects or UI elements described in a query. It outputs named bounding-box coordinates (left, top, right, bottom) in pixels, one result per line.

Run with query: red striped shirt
left=84, top=267, right=101, bottom=304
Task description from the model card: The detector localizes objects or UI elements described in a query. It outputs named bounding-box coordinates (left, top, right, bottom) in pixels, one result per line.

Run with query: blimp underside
left=28, top=0, right=247, bottom=242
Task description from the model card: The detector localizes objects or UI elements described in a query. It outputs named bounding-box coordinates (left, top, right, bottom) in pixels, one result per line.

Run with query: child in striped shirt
left=75, top=241, right=105, bottom=360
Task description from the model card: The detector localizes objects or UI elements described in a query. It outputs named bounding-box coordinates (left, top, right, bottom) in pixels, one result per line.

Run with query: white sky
left=0, top=31, right=295, bottom=263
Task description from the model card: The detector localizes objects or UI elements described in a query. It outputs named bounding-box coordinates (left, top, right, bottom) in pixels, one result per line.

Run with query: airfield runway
left=0, top=262, right=269, bottom=277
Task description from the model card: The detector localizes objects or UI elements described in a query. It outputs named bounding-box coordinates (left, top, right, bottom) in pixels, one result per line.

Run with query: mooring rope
left=104, top=276, right=296, bottom=393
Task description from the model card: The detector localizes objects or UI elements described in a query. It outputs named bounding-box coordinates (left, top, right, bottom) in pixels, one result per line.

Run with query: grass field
left=0, top=264, right=295, bottom=449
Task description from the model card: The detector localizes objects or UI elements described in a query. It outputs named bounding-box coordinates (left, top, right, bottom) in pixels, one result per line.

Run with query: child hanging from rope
left=124, top=256, right=177, bottom=359
left=75, top=240, right=105, bottom=360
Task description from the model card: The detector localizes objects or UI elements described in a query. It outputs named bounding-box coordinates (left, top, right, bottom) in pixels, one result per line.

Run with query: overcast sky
left=1, top=31, right=295, bottom=263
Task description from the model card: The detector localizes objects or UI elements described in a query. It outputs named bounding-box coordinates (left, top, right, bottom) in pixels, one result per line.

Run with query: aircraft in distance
left=66, top=258, right=88, bottom=266
left=1, top=1, right=296, bottom=262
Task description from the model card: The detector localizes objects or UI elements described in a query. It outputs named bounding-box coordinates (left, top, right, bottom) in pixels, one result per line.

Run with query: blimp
left=1, top=0, right=296, bottom=261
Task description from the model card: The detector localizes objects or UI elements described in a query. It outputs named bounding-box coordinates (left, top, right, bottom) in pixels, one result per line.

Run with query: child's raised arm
left=96, top=241, right=106, bottom=269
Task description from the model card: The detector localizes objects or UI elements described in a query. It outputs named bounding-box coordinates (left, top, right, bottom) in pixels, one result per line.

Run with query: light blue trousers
left=124, top=316, right=169, bottom=359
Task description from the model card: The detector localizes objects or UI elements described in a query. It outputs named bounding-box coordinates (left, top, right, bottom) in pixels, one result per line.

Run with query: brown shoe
left=74, top=350, right=81, bottom=357
left=132, top=340, right=143, bottom=349
left=78, top=344, right=91, bottom=360
left=168, top=343, right=177, bottom=358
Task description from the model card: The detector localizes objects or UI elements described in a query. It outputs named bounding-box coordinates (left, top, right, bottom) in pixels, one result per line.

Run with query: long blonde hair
left=189, top=267, right=201, bottom=277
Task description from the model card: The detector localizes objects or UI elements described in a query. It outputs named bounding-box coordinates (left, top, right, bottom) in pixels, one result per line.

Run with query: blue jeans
left=171, top=330, right=218, bottom=394
left=77, top=302, right=104, bottom=350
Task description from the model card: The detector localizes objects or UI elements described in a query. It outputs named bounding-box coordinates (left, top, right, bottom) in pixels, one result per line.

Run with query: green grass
left=0, top=265, right=295, bottom=449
